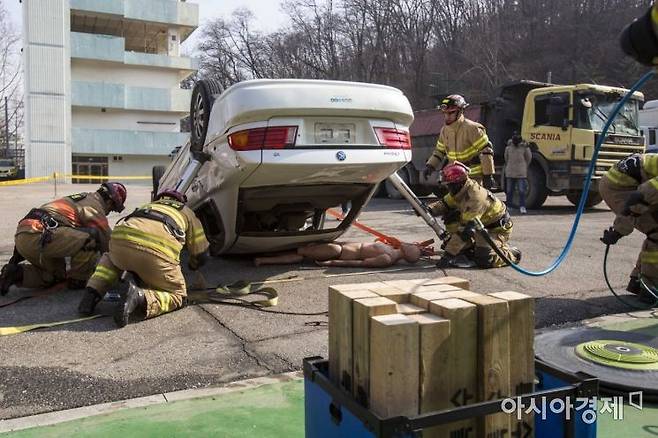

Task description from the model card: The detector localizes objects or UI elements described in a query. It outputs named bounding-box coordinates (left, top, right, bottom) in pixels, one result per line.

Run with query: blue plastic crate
left=304, top=357, right=598, bottom=438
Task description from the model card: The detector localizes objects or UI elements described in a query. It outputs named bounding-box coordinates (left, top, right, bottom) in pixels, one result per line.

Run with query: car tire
left=566, top=190, right=603, bottom=208
left=525, top=163, right=549, bottom=209
left=152, top=165, right=166, bottom=201
left=384, top=168, right=410, bottom=200
left=190, top=79, right=223, bottom=152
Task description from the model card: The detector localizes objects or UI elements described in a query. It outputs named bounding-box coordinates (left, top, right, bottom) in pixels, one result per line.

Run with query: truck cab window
left=534, top=93, right=569, bottom=127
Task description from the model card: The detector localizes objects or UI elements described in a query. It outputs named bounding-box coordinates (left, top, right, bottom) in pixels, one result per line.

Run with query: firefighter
left=79, top=189, right=209, bottom=327
left=599, top=153, right=658, bottom=303
left=0, top=182, right=126, bottom=295
left=423, top=94, right=496, bottom=189
left=620, top=2, right=658, bottom=67
left=427, top=162, right=521, bottom=268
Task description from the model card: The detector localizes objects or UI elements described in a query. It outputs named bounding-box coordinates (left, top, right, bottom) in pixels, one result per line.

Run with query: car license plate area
left=314, top=123, right=355, bottom=144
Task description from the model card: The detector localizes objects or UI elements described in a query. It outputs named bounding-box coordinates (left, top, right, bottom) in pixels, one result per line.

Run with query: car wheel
left=190, top=79, right=223, bottom=152
left=151, top=165, right=166, bottom=201
left=566, top=190, right=603, bottom=208
left=384, top=168, right=410, bottom=200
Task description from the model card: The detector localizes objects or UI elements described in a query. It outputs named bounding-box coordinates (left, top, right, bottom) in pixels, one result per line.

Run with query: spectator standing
left=504, top=133, right=532, bottom=214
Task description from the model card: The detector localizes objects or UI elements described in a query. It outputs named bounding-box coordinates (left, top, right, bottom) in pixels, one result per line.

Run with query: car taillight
left=374, top=127, right=411, bottom=149
left=228, top=126, right=298, bottom=150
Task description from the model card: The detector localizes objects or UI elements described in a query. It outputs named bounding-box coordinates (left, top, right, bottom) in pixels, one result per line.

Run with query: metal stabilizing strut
left=172, top=150, right=212, bottom=195
left=386, top=172, right=448, bottom=241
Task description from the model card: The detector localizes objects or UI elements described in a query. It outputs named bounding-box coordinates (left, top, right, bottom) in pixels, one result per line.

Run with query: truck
left=400, top=81, right=645, bottom=208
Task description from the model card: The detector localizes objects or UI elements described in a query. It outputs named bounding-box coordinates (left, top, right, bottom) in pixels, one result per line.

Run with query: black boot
left=0, top=264, right=23, bottom=296
left=626, top=276, right=642, bottom=295
left=78, top=287, right=103, bottom=316
left=68, top=278, right=87, bottom=290
left=509, top=247, right=522, bottom=264
left=113, top=278, right=146, bottom=328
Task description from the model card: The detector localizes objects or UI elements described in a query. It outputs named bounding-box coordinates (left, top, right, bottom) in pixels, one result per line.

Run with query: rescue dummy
left=78, top=189, right=210, bottom=327
left=423, top=94, right=496, bottom=189
left=599, top=153, right=658, bottom=303
left=427, top=162, right=520, bottom=268
left=0, top=182, right=126, bottom=295
left=254, top=241, right=422, bottom=268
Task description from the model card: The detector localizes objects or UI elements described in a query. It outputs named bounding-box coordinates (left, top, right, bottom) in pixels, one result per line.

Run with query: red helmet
left=441, top=162, right=470, bottom=184
left=438, top=94, right=468, bottom=112
left=100, top=182, right=127, bottom=212
left=156, top=189, right=187, bottom=203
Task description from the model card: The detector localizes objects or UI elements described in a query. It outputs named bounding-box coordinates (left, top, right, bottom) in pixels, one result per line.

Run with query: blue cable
left=505, top=70, right=655, bottom=276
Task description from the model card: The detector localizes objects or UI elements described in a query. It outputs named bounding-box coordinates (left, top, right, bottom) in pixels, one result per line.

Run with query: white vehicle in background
left=0, top=158, right=17, bottom=179
left=640, top=99, right=658, bottom=153
left=154, top=79, right=414, bottom=255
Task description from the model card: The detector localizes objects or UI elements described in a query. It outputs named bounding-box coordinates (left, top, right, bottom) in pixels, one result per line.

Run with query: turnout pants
left=599, top=176, right=658, bottom=282
left=15, top=228, right=98, bottom=288
left=87, top=242, right=186, bottom=319
left=443, top=224, right=517, bottom=268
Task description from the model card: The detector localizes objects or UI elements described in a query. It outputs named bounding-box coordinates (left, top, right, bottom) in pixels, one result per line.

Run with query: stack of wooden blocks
left=328, top=276, right=534, bottom=438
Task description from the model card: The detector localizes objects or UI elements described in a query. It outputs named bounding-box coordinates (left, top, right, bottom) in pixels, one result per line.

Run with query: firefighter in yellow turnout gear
left=599, top=154, right=658, bottom=303
left=0, top=183, right=126, bottom=295
left=423, top=94, right=496, bottom=189
left=428, top=162, right=520, bottom=268
left=79, top=189, right=209, bottom=327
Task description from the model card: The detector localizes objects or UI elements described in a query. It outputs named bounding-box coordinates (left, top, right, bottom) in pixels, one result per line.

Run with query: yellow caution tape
left=0, top=314, right=105, bottom=336
left=65, top=174, right=151, bottom=180
left=0, top=176, right=52, bottom=187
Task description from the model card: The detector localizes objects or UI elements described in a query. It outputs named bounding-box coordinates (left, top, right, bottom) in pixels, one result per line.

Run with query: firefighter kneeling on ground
left=78, top=189, right=210, bottom=327
left=599, top=153, right=658, bottom=304
left=427, top=162, right=521, bottom=269
left=0, top=182, right=126, bottom=295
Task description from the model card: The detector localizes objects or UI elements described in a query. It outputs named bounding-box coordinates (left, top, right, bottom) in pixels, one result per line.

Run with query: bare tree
left=0, top=0, right=23, bottom=155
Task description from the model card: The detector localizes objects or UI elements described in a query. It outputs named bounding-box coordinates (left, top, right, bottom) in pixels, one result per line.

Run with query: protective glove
left=460, top=221, right=477, bottom=242
left=482, top=175, right=496, bottom=190
left=422, top=164, right=435, bottom=181
left=600, top=227, right=623, bottom=245
left=622, top=191, right=649, bottom=217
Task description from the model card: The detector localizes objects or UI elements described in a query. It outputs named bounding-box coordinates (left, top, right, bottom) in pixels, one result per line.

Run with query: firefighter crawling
left=0, top=182, right=126, bottom=295
left=427, top=162, right=521, bottom=268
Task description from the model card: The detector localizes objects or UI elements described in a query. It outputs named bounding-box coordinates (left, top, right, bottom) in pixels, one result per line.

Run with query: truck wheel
left=525, top=164, right=549, bottom=209
left=566, top=190, right=603, bottom=208
left=190, top=79, right=223, bottom=152
left=384, top=168, right=410, bottom=200
left=152, top=165, right=166, bottom=201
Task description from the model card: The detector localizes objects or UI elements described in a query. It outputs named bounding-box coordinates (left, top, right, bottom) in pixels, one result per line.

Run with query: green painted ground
left=2, top=379, right=657, bottom=438
left=2, top=381, right=304, bottom=438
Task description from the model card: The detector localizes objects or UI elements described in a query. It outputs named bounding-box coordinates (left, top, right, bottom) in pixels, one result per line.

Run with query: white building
left=22, top=0, right=198, bottom=183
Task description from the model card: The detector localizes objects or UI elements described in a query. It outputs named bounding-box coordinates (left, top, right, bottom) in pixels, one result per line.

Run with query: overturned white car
left=154, top=79, right=414, bottom=255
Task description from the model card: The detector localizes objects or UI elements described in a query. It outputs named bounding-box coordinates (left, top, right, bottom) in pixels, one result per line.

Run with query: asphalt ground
left=0, top=182, right=648, bottom=421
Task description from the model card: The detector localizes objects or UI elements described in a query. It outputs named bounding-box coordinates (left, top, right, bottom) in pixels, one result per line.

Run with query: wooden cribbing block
left=407, top=314, right=451, bottom=418
left=490, top=291, right=535, bottom=438
left=352, top=297, right=398, bottom=405
left=328, top=287, right=378, bottom=392
left=329, top=282, right=386, bottom=292
left=460, top=294, right=511, bottom=438
left=427, top=298, right=478, bottom=438
left=369, top=314, right=419, bottom=417
left=396, top=303, right=425, bottom=315
left=410, top=289, right=480, bottom=310
left=382, top=278, right=432, bottom=293
left=423, top=276, right=471, bottom=290
left=368, top=284, right=410, bottom=303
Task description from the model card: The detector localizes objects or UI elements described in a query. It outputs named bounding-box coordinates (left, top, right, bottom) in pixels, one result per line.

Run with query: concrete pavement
left=0, top=183, right=646, bottom=420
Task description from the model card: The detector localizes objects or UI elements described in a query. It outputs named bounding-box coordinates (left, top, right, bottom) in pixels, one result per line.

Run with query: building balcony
left=72, top=81, right=191, bottom=113
left=70, top=0, right=198, bottom=28
left=72, top=128, right=189, bottom=156
left=71, top=32, right=198, bottom=71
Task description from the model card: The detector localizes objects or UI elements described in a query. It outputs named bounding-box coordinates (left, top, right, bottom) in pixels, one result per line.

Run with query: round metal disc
left=575, top=340, right=658, bottom=369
